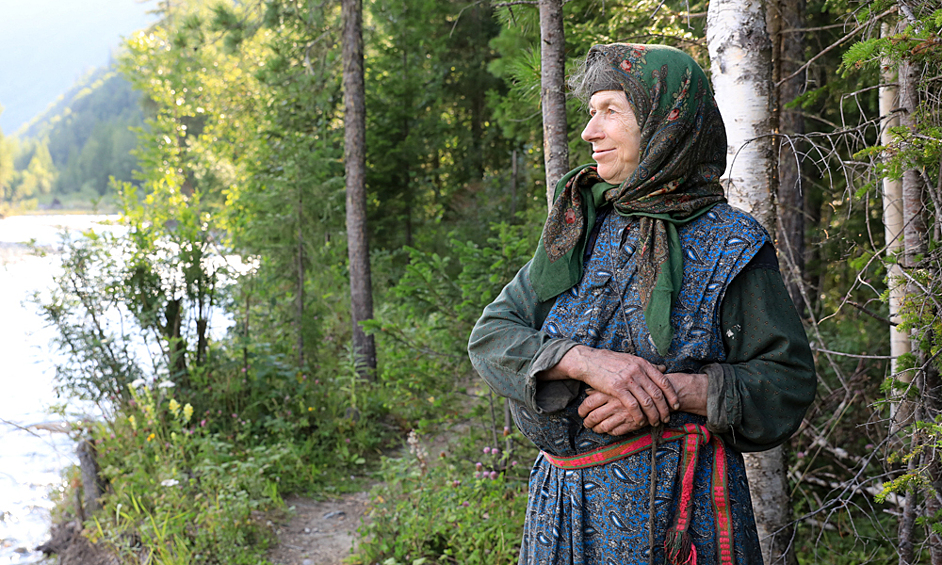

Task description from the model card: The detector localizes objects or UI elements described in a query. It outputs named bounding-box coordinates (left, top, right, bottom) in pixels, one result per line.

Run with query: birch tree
left=342, top=0, right=377, bottom=377
left=539, top=0, right=568, bottom=208
left=707, top=2, right=796, bottom=564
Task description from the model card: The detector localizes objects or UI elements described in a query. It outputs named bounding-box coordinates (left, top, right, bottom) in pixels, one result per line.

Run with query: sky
left=0, top=0, right=159, bottom=135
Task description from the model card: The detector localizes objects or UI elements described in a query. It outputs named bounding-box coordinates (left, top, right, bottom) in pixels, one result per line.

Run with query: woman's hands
left=539, top=345, right=708, bottom=436
left=539, top=345, right=679, bottom=429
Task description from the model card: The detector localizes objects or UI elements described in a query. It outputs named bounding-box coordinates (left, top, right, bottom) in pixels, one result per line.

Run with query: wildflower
left=452, top=480, right=461, bottom=487
left=128, top=415, right=137, bottom=430
left=489, top=471, right=498, bottom=480
left=160, top=479, right=179, bottom=487
left=168, top=398, right=180, bottom=417
left=147, top=433, right=156, bottom=442
left=157, top=381, right=175, bottom=389
left=130, top=378, right=147, bottom=389
left=171, top=432, right=177, bottom=441
left=474, top=472, right=481, bottom=479
left=492, top=447, right=501, bottom=456
left=475, top=462, right=483, bottom=471
left=461, top=501, right=470, bottom=507
left=200, top=419, right=207, bottom=427
left=308, top=407, right=314, bottom=412
left=511, top=460, right=518, bottom=467
left=483, top=446, right=491, bottom=455
left=183, top=403, right=193, bottom=422
left=503, top=426, right=511, bottom=436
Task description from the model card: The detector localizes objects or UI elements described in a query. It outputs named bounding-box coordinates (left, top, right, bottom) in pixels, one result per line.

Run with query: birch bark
left=879, top=23, right=911, bottom=429
left=342, top=0, right=377, bottom=378
left=708, top=2, right=795, bottom=564
left=539, top=0, right=569, bottom=209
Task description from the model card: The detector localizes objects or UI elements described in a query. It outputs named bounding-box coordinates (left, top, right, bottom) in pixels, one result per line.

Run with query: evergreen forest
left=24, top=0, right=942, bottom=563
left=0, top=67, right=144, bottom=212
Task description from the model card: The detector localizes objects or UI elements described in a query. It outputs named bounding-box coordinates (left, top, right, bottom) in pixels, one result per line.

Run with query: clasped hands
left=538, top=345, right=708, bottom=436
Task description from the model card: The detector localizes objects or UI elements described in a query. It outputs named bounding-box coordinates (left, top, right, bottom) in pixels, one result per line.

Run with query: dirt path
left=267, top=491, right=372, bottom=565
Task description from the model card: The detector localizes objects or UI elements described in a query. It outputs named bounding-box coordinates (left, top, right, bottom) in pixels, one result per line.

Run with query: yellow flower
left=168, top=398, right=180, bottom=417
left=171, top=432, right=177, bottom=441
left=308, top=407, right=313, bottom=412
left=183, top=403, right=193, bottom=423
left=128, top=415, right=137, bottom=431
left=147, top=433, right=156, bottom=442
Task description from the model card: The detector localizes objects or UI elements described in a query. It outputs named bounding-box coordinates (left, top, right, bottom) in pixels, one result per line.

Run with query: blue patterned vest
left=512, top=203, right=769, bottom=457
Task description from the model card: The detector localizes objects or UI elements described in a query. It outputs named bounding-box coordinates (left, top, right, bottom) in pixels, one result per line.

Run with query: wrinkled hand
left=557, top=346, right=678, bottom=428
left=578, top=389, right=648, bottom=436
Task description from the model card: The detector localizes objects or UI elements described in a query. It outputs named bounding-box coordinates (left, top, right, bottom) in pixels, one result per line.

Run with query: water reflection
left=0, top=215, right=119, bottom=564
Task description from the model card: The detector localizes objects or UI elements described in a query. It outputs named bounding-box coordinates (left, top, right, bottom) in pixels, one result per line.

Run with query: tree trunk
left=708, top=3, right=796, bottom=564
left=77, top=439, right=104, bottom=516
left=342, top=0, right=377, bottom=378
left=297, top=182, right=305, bottom=369
left=880, top=22, right=912, bottom=430
left=539, top=0, right=568, bottom=209
left=770, top=0, right=806, bottom=315
left=899, top=59, right=926, bottom=268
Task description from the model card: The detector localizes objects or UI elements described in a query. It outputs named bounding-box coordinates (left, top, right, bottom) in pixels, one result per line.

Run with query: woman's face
left=581, top=90, right=641, bottom=185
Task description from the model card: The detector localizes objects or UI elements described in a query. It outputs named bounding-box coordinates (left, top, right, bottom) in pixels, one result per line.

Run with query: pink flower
left=483, top=446, right=491, bottom=454
left=489, top=471, right=498, bottom=480
left=511, top=460, right=518, bottom=467
left=200, top=419, right=207, bottom=427
left=474, top=472, right=481, bottom=479
left=475, top=462, right=483, bottom=471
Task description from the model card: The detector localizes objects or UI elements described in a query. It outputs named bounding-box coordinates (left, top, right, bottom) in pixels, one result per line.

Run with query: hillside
left=0, top=66, right=144, bottom=211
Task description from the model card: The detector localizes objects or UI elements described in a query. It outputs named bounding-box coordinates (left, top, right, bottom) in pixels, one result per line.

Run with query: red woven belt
left=541, top=423, right=734, bottom=565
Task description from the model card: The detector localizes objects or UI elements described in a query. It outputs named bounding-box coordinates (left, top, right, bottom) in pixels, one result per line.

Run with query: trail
left=267, top=491, right=372, bottom=565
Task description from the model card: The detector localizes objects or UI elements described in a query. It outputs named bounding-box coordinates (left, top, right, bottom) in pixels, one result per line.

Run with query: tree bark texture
left=880, top=23, right=912, bottom=428
left=708, top=3, right=795, bottom=565
left=539, top=0, right=569, bottom=209
left=769, top=0, right=806, bottom=315
left=899, top=57, right=927, bottom=268
left=342, top=0, right=377, bottom=377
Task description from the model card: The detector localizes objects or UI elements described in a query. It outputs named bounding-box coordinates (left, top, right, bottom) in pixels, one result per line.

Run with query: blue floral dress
left=510, top=204, right=767, bottom=565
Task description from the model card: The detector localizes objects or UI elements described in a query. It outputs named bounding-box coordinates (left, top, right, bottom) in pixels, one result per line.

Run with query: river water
left=0, top=214, right=120, bottom=564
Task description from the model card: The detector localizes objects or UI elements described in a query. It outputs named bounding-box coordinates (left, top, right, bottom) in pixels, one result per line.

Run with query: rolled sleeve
left=705, top=257, right=816, bottom=452
left=468, top=261, right=581, bottom=413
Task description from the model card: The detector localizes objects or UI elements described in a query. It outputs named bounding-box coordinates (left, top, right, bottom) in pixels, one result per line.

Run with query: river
left=0, top=214, right=120, bottom=564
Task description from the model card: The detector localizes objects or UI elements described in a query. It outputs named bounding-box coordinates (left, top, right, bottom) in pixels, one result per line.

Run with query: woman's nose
left=581, top=116, right=603, bottom=143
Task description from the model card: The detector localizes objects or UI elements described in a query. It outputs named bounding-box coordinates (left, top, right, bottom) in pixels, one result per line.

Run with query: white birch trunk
left=708, top=2, right=794, bottom=564
left=879, top=23, right=911, bottom=427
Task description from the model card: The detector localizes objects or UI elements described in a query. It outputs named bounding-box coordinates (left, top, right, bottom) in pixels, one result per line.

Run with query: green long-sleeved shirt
left=467, top=246, right=816, bottom=453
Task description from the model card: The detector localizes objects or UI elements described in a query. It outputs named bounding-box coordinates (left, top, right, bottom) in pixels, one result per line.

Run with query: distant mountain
left=0, top=0, right=157, bottom=134
left=4, top=65, right=144, bottom=202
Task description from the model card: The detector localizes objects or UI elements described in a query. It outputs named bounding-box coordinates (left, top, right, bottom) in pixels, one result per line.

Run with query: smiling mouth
left=592, top=149, right=614, bottom=159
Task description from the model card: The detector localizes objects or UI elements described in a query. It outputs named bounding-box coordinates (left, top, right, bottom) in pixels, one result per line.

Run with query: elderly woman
left=468, top=44, right=816, bottom=565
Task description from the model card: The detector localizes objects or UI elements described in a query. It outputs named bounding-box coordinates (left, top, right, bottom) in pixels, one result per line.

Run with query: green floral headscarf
left=530, top=43, right=728, bottom=354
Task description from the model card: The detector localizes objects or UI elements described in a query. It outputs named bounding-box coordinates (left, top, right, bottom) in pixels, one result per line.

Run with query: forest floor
left=266, top=491, right=373, bottom=565
left=265, top=423, right=465, bottom=565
